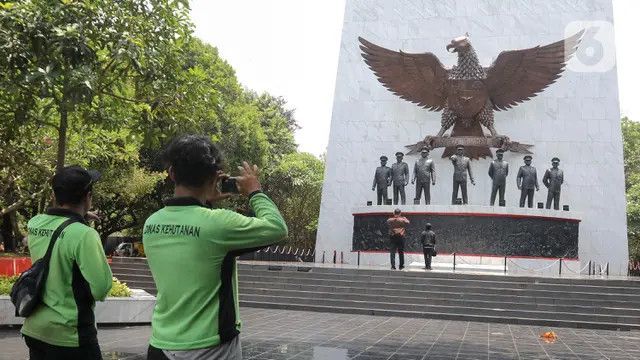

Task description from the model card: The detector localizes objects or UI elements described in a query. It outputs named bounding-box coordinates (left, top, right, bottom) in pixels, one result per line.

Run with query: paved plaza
left=1, top=307, right=640, bottom=359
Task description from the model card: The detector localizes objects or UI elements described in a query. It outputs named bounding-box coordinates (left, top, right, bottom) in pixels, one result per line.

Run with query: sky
left=191, top=0, right=639, bottom=156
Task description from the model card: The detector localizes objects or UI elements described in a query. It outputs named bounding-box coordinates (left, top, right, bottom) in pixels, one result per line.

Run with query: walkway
left=1, top=307, right=640, bottom=359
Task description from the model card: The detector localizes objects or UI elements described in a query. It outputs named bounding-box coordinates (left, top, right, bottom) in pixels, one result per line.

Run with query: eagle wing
left=359, top=37, right=448, bottom=111
left=485, top=31, right=583, bottom=111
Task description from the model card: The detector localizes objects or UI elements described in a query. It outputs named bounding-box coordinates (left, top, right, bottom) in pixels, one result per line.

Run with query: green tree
left=623, top=117, right=640, bottom=265
left=0, top=0, right=192, bottom=170
left=265, top=153, right=324, bottom=249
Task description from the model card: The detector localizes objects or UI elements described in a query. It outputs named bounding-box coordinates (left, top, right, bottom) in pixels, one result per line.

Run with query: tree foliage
left=0, top=1, right=324, bottom=251
left=623, top=117, right=640, bottom=263
left=265, top=153, right=324, bottom=249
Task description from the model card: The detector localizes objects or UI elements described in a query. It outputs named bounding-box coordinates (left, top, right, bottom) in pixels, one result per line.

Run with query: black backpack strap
left=41, top=218, right=78, bottom=276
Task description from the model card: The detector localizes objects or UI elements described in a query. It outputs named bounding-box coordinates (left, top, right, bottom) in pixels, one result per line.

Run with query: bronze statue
left=391, top=152, right=410, bottom=205
left=543, top=157, right=564, bottom=210
left=372, top=155, right=392, bottom=205
left=412, top=146, right=436, bottom=204
left=517, top=155, right=539, bottom=208
left=359, top=31, right=583, bottom=159
left=450, top=145, right=475, bottom=204
left=488, top=148, right=509, bottom=206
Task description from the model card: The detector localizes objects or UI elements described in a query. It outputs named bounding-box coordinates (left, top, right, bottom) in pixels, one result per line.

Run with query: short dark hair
left=425, top=223, right=432, bottom=230
left=394, top=208, right=401, bottom=215
left=163, top=135, right=223, bottom=187
left=51, top=166, right=100, bottom=206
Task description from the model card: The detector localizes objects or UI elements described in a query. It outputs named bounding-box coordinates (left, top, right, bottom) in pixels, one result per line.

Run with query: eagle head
left=446, top=35, right=471, bottom=53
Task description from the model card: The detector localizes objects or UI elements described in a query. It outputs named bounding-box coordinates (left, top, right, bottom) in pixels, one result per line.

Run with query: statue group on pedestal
left=372, top=146, right=565, bottom=209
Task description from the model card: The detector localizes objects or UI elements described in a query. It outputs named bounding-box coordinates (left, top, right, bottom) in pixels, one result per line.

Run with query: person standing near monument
left=412, top=147, right=436, bottom=205
left=391, top=152, right=410, bottom=205
left=450, top=145, right=475, bottom=204
left=420, top=223, right=436, bottom=270
left=372, top=155, right=392, bottom=205
left=488, top=148, right=509, bottom=206
left=143, top=135, right=288, bottom=360
left=517, top=155, right=539, bottom=208
left=543, top=157, right=564, bottom=210
left=386, top=208, right=409, bottom=270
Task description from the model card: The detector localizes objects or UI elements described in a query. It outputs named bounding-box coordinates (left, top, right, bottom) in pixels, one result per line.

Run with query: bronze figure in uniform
left=412, top=147, right=436, bottom=205
left=450, top=145, right=475, bottom=204
left=391, top=152, right=410, bottom=205
left=543, top=157, right=564, bottom=210
left=372, top=155, right=392, bottom=205
left=488, top=148, right=509, bottom=206
left=516, top=155, right=539, bottom=208
left=359, top=31, right=584, bottom=159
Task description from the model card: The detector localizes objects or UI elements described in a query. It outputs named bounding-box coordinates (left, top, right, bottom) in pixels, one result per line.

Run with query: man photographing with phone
left=143, top=135, right=288, bottom=360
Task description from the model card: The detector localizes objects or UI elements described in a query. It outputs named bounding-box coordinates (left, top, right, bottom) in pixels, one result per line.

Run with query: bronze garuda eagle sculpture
left=359, top=31, right=584, bottom=159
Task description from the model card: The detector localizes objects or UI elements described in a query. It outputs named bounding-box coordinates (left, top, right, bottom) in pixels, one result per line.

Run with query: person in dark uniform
left=488, top=148, right=509, bottom=206
left=391, top=152, right=410, bottom=205
left=412, top=146, right=436, bottom=205
left=543, top=157, right=564, bottom=210
left=421, top=223, right=436, bottom=270
left=386, top=208, right=409, bottom=270
left=372, top=155, right=392, bottom=205
left=516, top=155, right=539, bottom=208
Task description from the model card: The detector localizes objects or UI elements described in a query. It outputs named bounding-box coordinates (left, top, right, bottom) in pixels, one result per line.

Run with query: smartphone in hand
left=220, top=177, right=240, bottom=194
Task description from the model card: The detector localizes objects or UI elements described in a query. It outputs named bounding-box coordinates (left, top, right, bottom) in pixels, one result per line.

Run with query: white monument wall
left=316, top=0, right=627, bottom=274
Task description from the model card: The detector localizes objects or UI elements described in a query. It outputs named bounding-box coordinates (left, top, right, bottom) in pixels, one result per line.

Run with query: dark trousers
left=546, top=190, right=561, bottom=210
left=393, top=185, right=406, bottom=205
left=148, top=345, right=170, bottom=360
left=376, top=186, right=388, bottom=205
left=490, top=183, right=505, bottom=206
left=414, top=182, right=431, bottom=204
left=519, top=188, right=535, bottom=208
left=389, top=235, right=405, bottom=269
left=423, top=247, right=433, bottom=269
left=451, top=180, right=468, bottom=204
left=24, top=335, right=102, bottom=360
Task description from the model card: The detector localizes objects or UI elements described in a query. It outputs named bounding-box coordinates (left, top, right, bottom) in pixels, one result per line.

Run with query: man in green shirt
left=143, top=135, right=288, bottom=360
left=22, top=165, right=113, bottom=359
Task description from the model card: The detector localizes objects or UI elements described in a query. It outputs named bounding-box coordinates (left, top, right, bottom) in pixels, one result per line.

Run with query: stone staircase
left=109, top=257, right=640, bottom=331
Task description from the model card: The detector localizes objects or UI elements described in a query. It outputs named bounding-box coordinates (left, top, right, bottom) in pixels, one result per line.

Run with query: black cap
left=420, top=146, right=429, bottom=153
left=52, top=166, right=101, bottom=197
left=395, top=151, right=404, bottom=156
left=496, top=148, right=505, bottom=153
left=456, top=144, right=465, bottom=149
left=524, top=155, right=532, bottom=160
left=551, top=157, right=560, bottom=162
left=380, top=155, right=388, bottom=160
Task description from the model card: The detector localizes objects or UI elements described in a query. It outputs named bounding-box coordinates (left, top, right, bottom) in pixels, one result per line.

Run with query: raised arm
left=213, top=193, right=288, bottom=251
left=74, top=228, right=113, bottom=301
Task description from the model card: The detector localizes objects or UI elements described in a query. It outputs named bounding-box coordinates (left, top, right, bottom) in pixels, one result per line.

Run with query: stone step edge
left=238, top=263, right=640, bottom=285
left=239, top=294, right=640, bottom=323
left=238, top=301, right=638, bottom=331
left=237, top=275, right=640, bottom=297
left=236, top=269, right=640, bottom=291
left=240, top=287, right=640, bottom=314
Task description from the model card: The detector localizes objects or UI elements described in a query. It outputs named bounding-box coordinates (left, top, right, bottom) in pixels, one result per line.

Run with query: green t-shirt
left=21, top=209, right=113, bottom=347
left=142, top=192, right=288, bottom=350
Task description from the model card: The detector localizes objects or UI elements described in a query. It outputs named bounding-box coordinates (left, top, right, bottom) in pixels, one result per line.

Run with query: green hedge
left=0, top=275, right=132, bottom=297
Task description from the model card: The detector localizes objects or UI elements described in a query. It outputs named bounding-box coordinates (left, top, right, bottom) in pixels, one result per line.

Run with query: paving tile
left=2, top=307, right=640, bottom=359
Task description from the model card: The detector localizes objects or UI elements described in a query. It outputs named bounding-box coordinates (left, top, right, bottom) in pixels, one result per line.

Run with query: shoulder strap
left=42, top=218, right=78, bottom=268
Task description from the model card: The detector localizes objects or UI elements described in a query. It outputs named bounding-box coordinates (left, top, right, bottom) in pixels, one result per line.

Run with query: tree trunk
left=56, top=104, right=68, bottom=171
left=1, top=213, right=17, bottom=252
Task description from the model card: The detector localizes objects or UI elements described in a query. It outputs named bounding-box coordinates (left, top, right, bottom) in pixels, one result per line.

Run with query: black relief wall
left=353, top=214, right=579, bottom=258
